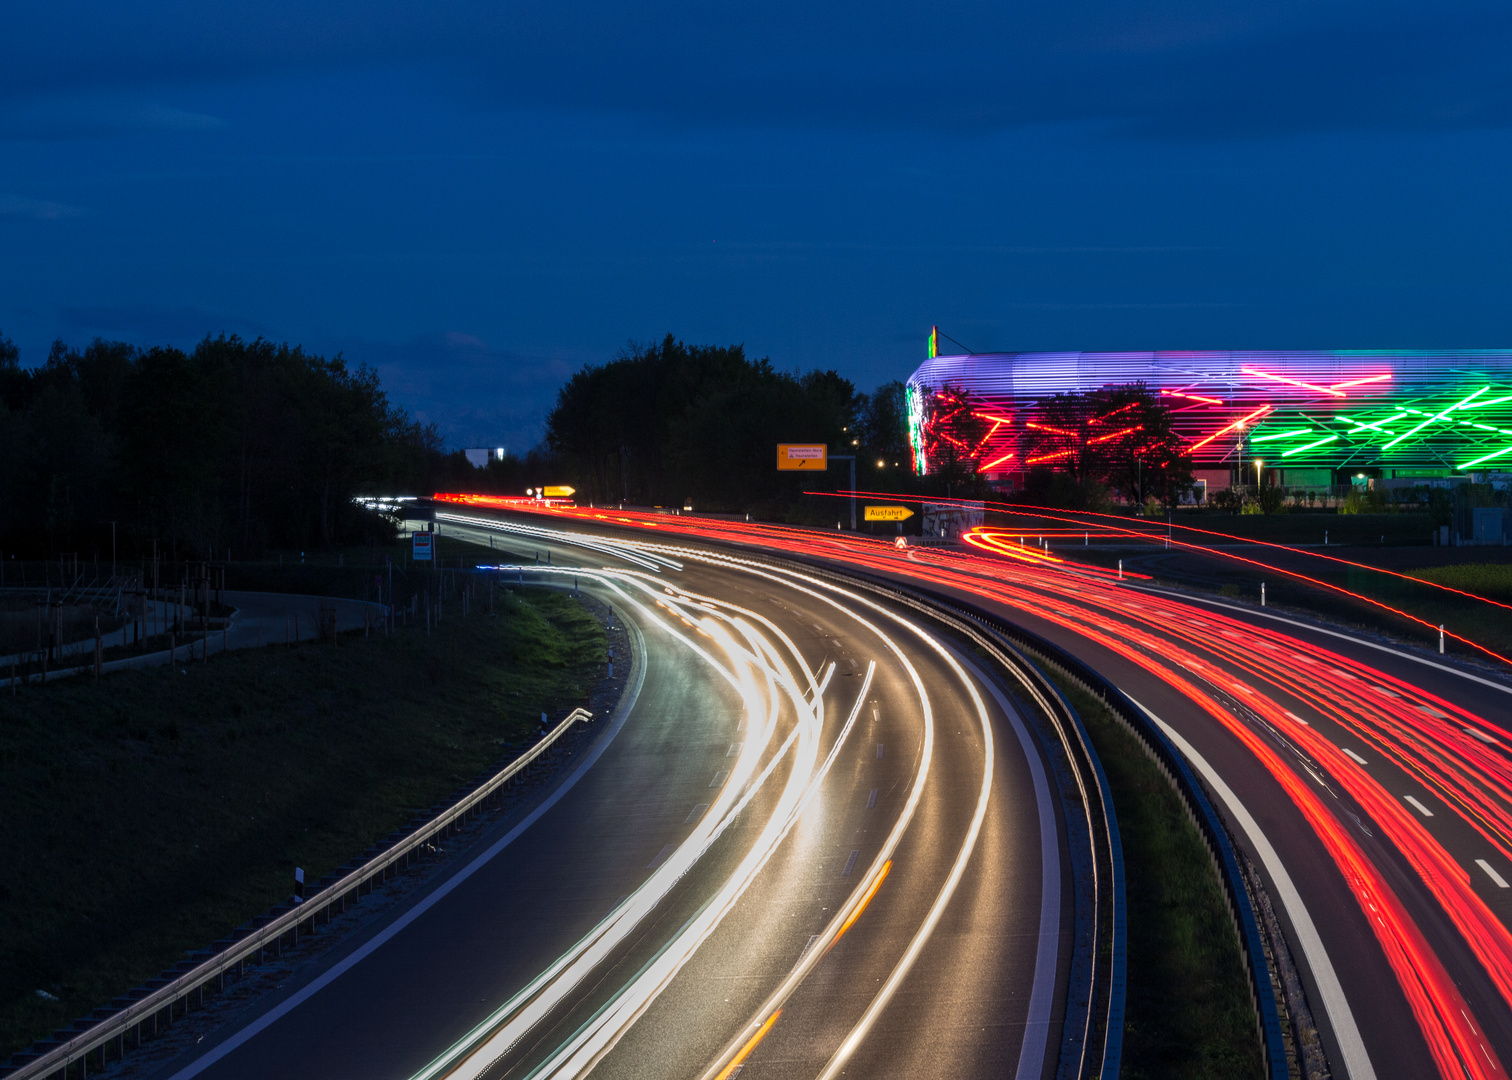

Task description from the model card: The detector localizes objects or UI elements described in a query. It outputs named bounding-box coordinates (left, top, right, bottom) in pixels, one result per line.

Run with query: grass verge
left=0, top=585, right=605, bottom=1058
left=1407, top=562, right=1512, bottom=603
left=1052, top=675, right=1264, bottom=1079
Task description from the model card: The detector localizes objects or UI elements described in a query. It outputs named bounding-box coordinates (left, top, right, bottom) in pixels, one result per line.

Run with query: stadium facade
left=905, top=345, right=1512, bottom=490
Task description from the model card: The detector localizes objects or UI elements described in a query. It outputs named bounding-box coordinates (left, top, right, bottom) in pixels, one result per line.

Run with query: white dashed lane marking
left=1404, top=796, right=1435, bottom=818
left=1475, top=859, right=1510, bottom=889
left=684, top=803, right=708, bottom=824
left=1342, top=748, right=1368, bottom=765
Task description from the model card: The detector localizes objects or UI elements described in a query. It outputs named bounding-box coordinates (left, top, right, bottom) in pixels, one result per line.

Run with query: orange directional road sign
left=777, top=444, right=827, bottom=471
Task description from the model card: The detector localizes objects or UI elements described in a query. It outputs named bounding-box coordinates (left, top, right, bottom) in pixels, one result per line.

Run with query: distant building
left=906, top=344, right=1512, bottom=491
left=463, top=447, right=507, bottom=468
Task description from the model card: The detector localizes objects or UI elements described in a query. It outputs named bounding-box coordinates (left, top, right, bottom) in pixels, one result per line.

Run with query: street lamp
left=1254, top=460, right=1264, bottom=493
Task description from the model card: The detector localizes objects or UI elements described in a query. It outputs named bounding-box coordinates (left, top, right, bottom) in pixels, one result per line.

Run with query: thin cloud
left=0, top=194, right=85, bottom=220
left=59, top=304, right=268, bottom=341
left=0, top=96, right=226, bottom=141
left=3, top=3, right=1512, bottom=139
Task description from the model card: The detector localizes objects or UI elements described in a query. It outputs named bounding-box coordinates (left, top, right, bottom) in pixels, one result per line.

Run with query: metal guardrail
left=807, top=557, right=1285, bottom=1076
left=674, top=537, right=1286, bottom=1079
left=456, top=513, right=1129, bottom=1077
left=1007, top=643, right=1127, bottom=1080
left=459, top=508, right=1287, bottom=1076
left=3, top=707, right=595, bottom=1080
left=901, top=596, right=1126, bottom=1079
left=936, top=593, right=1290, bottom=1080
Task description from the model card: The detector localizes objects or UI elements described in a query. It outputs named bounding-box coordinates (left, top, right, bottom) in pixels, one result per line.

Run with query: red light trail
left=825, top=488, right=1512, bottom=656
left=438, top=492, right=1512, bottom=1074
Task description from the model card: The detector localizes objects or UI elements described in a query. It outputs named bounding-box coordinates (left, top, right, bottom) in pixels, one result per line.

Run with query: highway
left=446, top=500, right=1512, bottom=1080
left=142, top=521, right=1074, bottom=1080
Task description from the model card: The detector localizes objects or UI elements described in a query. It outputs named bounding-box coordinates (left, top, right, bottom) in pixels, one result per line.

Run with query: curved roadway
left=440, top=501, right=1512, bottom=1080
left=144, top=523, right=1071, bottom=1080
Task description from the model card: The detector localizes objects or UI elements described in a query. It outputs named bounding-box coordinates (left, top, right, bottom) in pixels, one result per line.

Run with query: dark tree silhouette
left=1022, top=383, right=1194, bottom=510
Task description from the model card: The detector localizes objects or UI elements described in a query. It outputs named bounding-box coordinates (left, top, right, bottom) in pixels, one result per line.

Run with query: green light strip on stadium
left=1251, top=428, right=1313, bottom=442
left=1460, top=444, right=1512, bottom=469
left=1382, top=386, right=1490, bottom=449
left=1281, top=434, right=1340, bottom=457
left=1460, top=394, right=1512, bottom=410
left=1341, top=411, right=1407, bottom=434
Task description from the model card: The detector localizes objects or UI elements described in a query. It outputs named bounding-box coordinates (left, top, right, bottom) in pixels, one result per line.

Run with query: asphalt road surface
left=143, top=522, right=1071, bottom=1080
left=439, top=502, right=1512, bottom=1080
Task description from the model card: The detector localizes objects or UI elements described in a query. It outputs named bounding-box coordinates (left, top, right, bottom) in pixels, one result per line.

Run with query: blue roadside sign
left=412, top=532, right=433, bottom=561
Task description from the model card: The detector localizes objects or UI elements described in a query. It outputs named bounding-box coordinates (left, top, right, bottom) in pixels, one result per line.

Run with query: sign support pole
left=831, top=455, right=856, bottom=530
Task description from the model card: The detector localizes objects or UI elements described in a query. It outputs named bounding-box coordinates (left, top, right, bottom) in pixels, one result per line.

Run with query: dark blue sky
left=5, top=1, right=1512, bottom=450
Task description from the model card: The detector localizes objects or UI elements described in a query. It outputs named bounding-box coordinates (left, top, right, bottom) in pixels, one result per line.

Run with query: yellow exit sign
left=777, top=444, right=827, bottom=471
left=542, top=485, right=576, bottom=498
left=864, top=505, right=914, bottom=522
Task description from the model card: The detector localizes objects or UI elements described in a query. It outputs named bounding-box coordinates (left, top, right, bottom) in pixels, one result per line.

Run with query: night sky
left=5, top=1, right=1512, bottom=451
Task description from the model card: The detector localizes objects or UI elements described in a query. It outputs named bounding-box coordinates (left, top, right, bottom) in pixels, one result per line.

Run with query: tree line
left=1, top=325, right=1199, bottom=563
left=0, top=333, right=518, bottom=560
left=544, top=335, right=915, bottom=517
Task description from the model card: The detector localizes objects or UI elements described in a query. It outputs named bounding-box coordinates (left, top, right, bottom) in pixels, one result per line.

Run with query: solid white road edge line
left=1126, top=695, right=1378, bottom=1080
left=160, top=596, right=651, bottom=1080
left=942, top=640, right=1062, bottom=1080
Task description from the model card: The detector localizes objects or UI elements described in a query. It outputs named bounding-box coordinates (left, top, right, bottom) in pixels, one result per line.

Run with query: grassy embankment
left=0, top=579, right=605, bottom=1058
left=1052, top=676, right=1264, bottom=1079
left=1409, top=562, right=1512, bottom=602
left=1167, top=509, right=1434, bottom=547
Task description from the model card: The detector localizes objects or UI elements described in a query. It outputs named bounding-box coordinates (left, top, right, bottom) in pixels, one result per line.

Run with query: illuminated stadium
left=906, top=343, right=1512, bottom=489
